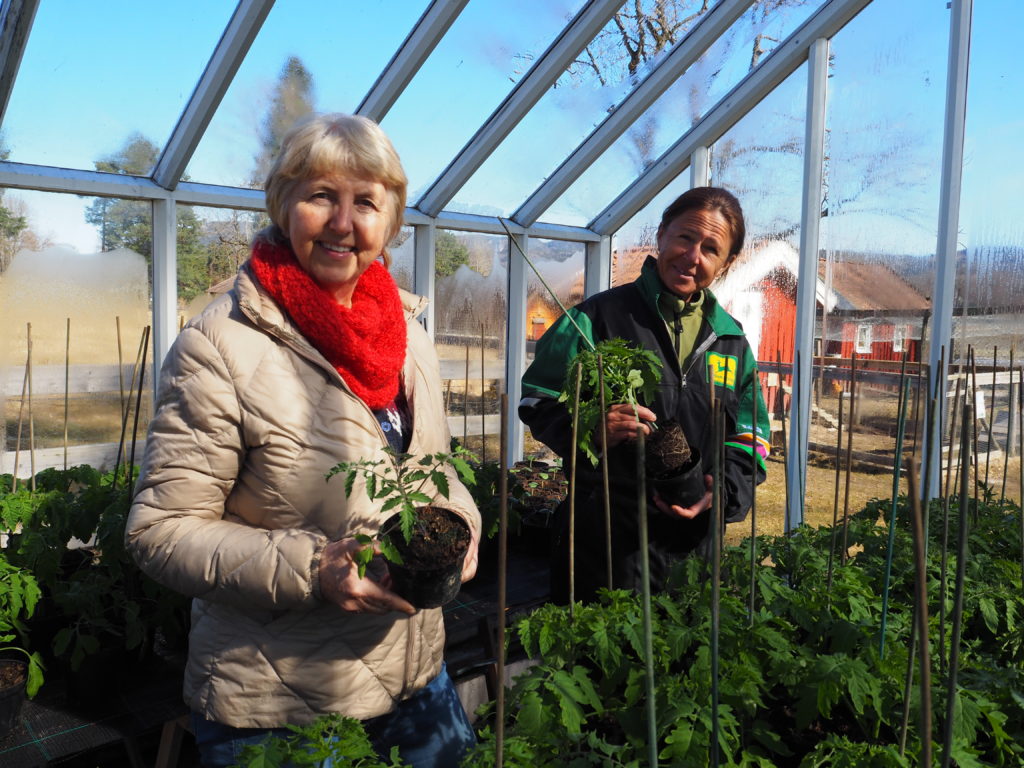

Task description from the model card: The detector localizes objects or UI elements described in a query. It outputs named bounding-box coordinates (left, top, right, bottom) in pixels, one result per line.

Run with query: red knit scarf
left=249, top=239, right=406, bottom=409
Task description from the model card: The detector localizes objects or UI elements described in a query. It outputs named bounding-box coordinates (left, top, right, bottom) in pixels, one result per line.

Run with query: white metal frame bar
left=788, top=37, right=830, bottom=533
left=415, top=0, right=622, bottom=217
left=413, top=222, right=437, bottom=336
left=0, top=0, right=39, bottom=125
left=689, top=146, right=710, bottom=188
left=925, top=0, right=973, bottom=496
left=589, top=0, right=873, bottom=236
left=506, top=231, right=529, bottom=462
left=151, top=199, right=178, bottom=378
left=513, top=0, right=752, bottom=227
left=153, top=0, right=274, bottom=190
left=357, top=0, right=468, bottom=122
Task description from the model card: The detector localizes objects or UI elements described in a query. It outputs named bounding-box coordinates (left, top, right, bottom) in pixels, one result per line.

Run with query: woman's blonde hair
left=263, top=113, right=408, bottom=266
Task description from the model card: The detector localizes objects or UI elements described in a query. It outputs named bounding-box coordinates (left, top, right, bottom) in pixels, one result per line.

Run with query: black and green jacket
left=520, top=256, right=770, bottom=530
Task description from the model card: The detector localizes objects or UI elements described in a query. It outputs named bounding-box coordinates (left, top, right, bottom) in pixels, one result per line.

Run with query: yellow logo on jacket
left=706, top=352, right=737, bottom=390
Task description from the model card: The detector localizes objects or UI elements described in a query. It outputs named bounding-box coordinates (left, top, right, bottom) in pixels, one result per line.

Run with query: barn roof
left=821, top=261, right=931, bottom=312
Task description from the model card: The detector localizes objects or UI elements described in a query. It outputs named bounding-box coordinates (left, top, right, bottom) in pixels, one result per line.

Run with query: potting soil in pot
left=0, top=660, right=27, bottom=737
left=383, top=507, right=470, bottom=609
left=645, top=419, right=705, bottom=509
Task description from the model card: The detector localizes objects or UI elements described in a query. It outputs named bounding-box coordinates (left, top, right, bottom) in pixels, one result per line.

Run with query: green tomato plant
left=326, top=446, right=476, bottom=578
left=558, top=337, right=663, bottom=467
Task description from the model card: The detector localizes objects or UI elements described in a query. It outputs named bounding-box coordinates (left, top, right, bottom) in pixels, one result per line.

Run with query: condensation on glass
left=0, top=190, right=152, bottom=478
left=434, top=230, right=509, bottom=462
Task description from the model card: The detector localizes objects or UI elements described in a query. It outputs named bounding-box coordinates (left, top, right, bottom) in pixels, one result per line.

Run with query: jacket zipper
left=680, top=332, right=719, bottom=390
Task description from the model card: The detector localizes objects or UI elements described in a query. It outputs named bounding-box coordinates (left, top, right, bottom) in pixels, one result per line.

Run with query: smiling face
left=286, top=173, right=391, bottom=306
left=655, top=207, right=734, bottom=300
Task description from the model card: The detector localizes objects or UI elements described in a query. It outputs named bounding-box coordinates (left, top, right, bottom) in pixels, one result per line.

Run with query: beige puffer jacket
left=126, top=263, right=480, bottom=727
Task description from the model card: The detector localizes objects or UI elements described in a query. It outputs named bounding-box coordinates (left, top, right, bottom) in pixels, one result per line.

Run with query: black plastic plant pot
left=382, top=508, right=470, bottom=610
left=0, top=659, right=27, bottom=737
left=648, top=449, right=705, bottom=510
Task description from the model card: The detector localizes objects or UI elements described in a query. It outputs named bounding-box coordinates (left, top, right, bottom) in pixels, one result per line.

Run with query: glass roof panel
left=381, top=0, right=587, bottom=204
left=3, top=0, right=237, bottom=173
left=187, top=0, right=429, bottom=188
left=545, top=0, right=824, bottom=227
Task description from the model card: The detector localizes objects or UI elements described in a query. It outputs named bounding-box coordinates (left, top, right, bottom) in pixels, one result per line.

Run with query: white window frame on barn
left=854, top=324, right=873, bottom=355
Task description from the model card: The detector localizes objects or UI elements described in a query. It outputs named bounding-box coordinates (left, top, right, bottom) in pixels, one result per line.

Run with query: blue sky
left=1, top=0, right=1019, bottom=261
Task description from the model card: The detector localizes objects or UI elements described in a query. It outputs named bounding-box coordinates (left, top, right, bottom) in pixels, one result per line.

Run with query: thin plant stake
left=634, top=424, right=658, bottom=768
left=463, top=343, right=470, bottom=446
left=27, top=323, right=35, bottom=491
left=826, top=373, right=846, bottom=595
left=480, top=324, right=486, bottom=465
left=597, top=353, right=613, bottom=590
left=984, top=345, right=997, bottom=489
left=777, top=351, right=790, bottom=534
left=940, top=400, right=972, bottom=768
left=1019, top=366, right=1023, bottom=591
left=63, top=317, right=70, bottom=471
left=920, top=363, right=942, bottom=556
left=938, top=378, right=961, bottom=677
left=879, top=375, right=911, bottom=659
left=112, top=326, right=148, bottom=492
left=495, top=393, right=509, bottom=768
left=710, top=394, right=724, bottom=767
left=568, top=361, right=583, bottom=615
left=126, top=325, right=151, bottom=496
left=116, top=316, right=127, bottom=466
left=907, top=461, right=934, bottom=768
left=999, top=345, right=1014, bottom=507
left=969, top=347, right=980, bottom=515
left=11, top=331, right=31, bottom=493
left=841, top=353, right=859, bottom=562
left=749, top=367, right=761, bottom=622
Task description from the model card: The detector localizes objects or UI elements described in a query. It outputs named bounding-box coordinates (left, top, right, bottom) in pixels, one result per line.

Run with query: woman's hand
left=461, top=525, right=480, bottom=583
left=653, top=474, right=713, bottom=520
left=319, top=538, right=415, bottom=615
left=602, top=403, right=658, bottom=449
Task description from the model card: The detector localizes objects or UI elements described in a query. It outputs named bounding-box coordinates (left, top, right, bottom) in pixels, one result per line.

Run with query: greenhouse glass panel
left=3, top=0, right=236, bottom=172
left=611, top=183, right=687, bottom=287
left=434, top=231, right=508, bottom=463
left=813, top=0, right=947, bottom=527
left=382, top=0, right=586, bottom=203
left=1, top=191, right=152, bottom=477
left=953, top=0, right=1024, bottom=502
left=188, top=0, right=428, bottom=188
left=180, top=205, right=260, bottom=323
left=390, top=227, right=415, bottom=294
left=522, top=238, right=585, bottom=459
left=708, top=64, right=805, bottom=537
left=547, top=0, right=821, bottom=227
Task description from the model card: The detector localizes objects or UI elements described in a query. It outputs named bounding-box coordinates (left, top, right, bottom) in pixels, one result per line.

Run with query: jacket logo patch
left=706, top=352, right=737, bottom=390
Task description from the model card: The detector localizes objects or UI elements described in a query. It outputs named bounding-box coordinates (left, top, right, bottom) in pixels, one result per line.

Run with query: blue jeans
left=191, top=664, right=476, bottom=767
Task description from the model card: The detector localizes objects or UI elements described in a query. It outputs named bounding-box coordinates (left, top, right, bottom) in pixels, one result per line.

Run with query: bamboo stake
left=635, top=424, right=658, bottom=768
left=826, top=372, right=845, bottom=595
left=777, top=351, right=790, bottom=535
left=63, top=317, right=70, bottom=471
left=898, top=600, right=918, bottom=757
left=969, top=348, right=979, bottom=517
left=112, top=327, right=148, bottom=492
left=116, top=316, right=127, bottom=467
left=480, top=324, right=486, bottom=465
left=495, top=393, right=509, bottom=768
left=879, top=376, right=911, bottom=659
left=463, top=343, right=470, bottom=447
left=999, top=346, right=1014, bottom=507
left=11, top=333, right=31, bottom=493
left=126, top=325, right=151, bottom=496
left=568, top=362, right=582, bottom=615
left=841, top=353, right=859, bottom=563
left=940, top=400, right=972, bottom=768
left=906, top=461, right=934, bottom=766
left=749, top=367, right=761, bottom=622
left=597, top=353, right=613, bottom=591
left=1019, top=366, right=1023, bottom=591
left=983, top=345, right=996, bottom=489
left=910, top=346, right=924, bottom=463
left=26, top=323, right=35, bottom=492
left=938, top=377, right=961, bottom=677
left=710, top=394, right=724, bottom=768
